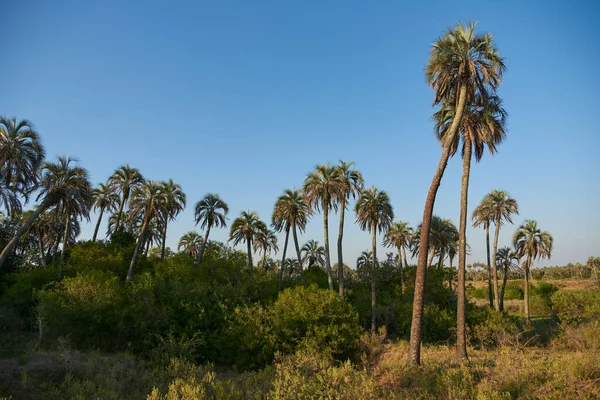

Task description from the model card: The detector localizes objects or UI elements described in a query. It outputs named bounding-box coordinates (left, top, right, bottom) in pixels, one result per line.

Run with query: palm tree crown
left=272, top=189, right=309, bottom=234
left=194, top=193, right=229, bottom=231
left=178, top=231, right=204, bottom=257
left=513, top=220, right=553, bottom=264
left=354, top=187, right=394, bottom=235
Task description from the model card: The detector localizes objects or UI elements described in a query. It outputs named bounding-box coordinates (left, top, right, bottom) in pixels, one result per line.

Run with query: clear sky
left=2, top=0, right=599, bottom=268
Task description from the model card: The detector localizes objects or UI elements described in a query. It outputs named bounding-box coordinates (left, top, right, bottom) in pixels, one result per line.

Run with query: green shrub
left=552, top=290, right=600, bottom=325
left=503, top=282, right=524, bottom=300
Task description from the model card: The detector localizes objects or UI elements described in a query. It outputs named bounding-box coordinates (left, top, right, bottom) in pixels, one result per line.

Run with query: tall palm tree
left=272, top=189, right=309, bottom=290
left=472, top=197, right=494, bottom=307
left=229, top=210, right=265, bottom=274
left=91, top=183, right=119, bottom=242
left=194, top=193, right=229, bottom=264
left=383, top=221, right=413, bottom=293
left=301, top=239, right=325, bottom=270
left=335, top=161, right=364, bottom=298
left=304, top=164, right=340, bottom=291
left=254, top=228, right=279, bottom=270
left=0, top=116, right=45, bottom=198
left=496, top=246, right=518, bottom=312
left=488, top=190, right=519, bottom=310
left=159, top=179, right=186, bottom=260
left=178, top=231, right=204, bottom=258
left=409, top=22, right=505, bottom=366
left=355, top=186, right=394, bottom=334
left=0, top=156, right=92, bottom=271
left=513, top=220, right=553, bottom=323
left=126, top=180, right=165, bottom=282
left=108, top=165, right=144, bottom=233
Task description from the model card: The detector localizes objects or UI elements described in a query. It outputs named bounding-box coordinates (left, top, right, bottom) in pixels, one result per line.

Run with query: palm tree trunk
left=323, top=206, right=333, bottom=290
left=402, top=244, right=409, bottom=270
left=58, top=213, right=71, bottom=280
left=160, top=218, right=168, bottom=261
left=407, top=84, right=467, bottom=366
left=261, top=249, right=267, bottom=270
left=0, top=197, right=53, bottom=269
left=144, top=237, right=151, bottom=257
left=197, top=226, right=211, bottom=265
left=456, top=136, right=472, bottom=362
left=38, top=233, right=46, bottom=268
left=438, top=249, right=445, bottom=268
left=492, top=222, right=501, bottom=311
left=485, top=224, right=493, bottom=308
left=337, top=199, right=346, bottom=298
left=92, top=207, right=104, bottom=242
left=51, top=235, right=60, bottom=264
left=247, top=239, right=253, bottom=270
left=371, top=221, right=377, bottom=335
left=499, top=265, right=509, bottom=312
left=292, top=224, right=305, bottom=287
left=427, top=246, right=436, bottom=267
left=524, top=253, right=531, bottom=324
left=398, top=246, right=405, bottom=294
left=127, top=204, right=151, bottom=283
left=115, top=194, right=126, bottom=232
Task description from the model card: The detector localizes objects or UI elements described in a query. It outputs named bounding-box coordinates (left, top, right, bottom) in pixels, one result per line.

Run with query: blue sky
left=2, top=0, right=598, bottom=268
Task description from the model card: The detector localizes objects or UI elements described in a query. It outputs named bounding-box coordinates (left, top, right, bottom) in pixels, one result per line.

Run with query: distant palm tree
left=409, top=22, right=506, bottom=366
left=384, top=221, right=413, bottom=293
left=335, top=161, right=364, bottom=298
left=472, top=197, right=494, bottom=307
left=108, top=165, right=144, bottom=233
left=513, top=220, right=553, bottom=323
left=229, top=210, right=266, bottom=274
left=254, top=228, right=279, bottom=270
left=496, top=246, right=519, bottom=312
left=0, top=116, right=45, bottom=199
left=301, top=239, right=325, bottom=270
left=178, top=231, right=203, bottom=258
left=355, top=186, right=394, bottom=333
left=304, top=164, right=340, bottom=291
left=284, top=258, right=301, bottom=278
left=0, top=156, right=92, bottom=272
left=92, top=183, right=119, bottom=242
left=126, top=180, right=165, bottom=282
left=159, top=179, right=186, bottom=260
left=194, top=193, right=229, bottom=264
left=412, top=216, right=457, bottom=268
left=356, top=250, right=373, bottom=281
left=272, top=189, right=309, bottom=290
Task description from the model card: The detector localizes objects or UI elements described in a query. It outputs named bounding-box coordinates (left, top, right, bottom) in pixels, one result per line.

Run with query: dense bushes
left=552, top=290, right=600, bottom=325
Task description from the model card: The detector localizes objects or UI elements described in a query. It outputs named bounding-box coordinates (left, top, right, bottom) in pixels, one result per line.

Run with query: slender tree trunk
left=337, top=199, right=346, bottom=298
left=438, top=249, right=445, bottom=268
left=524, top=253, right=531, bottom=324
left=456, top=136, right=472, bottom=362
left=398, top=246, right=405, bottom=294
left=427, top=246, right=436, bottom=267
left=323, top=206, right=333, bottom=290
left=485, top=224, right=493, bottom=308
left=51, top=235, right=60, bottom=264
left=499, top=265, right=509, bottom=312
left=58, top=213, right=71, bottom=280
left=261, top=249, right=267, bottom=270
left=449, top=255, right=454, bottom=293
left=407, top=84, right=467, bottom=366
left=492, top=222, right=501, bottom=311
left=145, top=237, right=150, bottom=257
left=38, top=233, right=46, bottom=268
left=92, top=207, right=104, bottom=242
left=115, top=192, right=127, bottom=232
left=371, top=222, right=377, bottom=334
left=160, top=218, right=168, bottom=261
left=197, top=226, right=211, bottom=265
left=278, top=230, right=289, bottom=292
left=126, top=204, right=151, bottom=283
left=247, top=238, right=253, bottom=270
left=0, top=197, right=53, bottom=269
left=402, top=244, right=409, bottom=269
left=292, top=224, right=305, bottom=287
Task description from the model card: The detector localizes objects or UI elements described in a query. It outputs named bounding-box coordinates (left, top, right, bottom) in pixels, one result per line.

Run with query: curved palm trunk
left=407, top=84, right=467, bottom=366
left=127, top=203, right=152, bottom=283
left=58, top=213, right=71, bottom=280
left=438, top=249, right=445, bottom=268
left=499, top=265, right=509, bottom=312
left=115, top=191, right=128, bottom=232
left=323, top=206, right=333, bottom=290
left=524, top=253, right=531, bottom=324
left=398, top=246, right=405, bottom=294
left=92, top=207, right=104, bottom=242
left=337, top=199, right=346, bottom=298
left=292, top=224, right=305, bottom=287
left=456, top=136, right=472, bottom=361
left=402, top=245, right=409, bottom=270
left=485, top=224, right=493, bottom=308
left=371, top=221, right=377, bottom=334
left=0, top=197, right=53, bottom=269
left=427, top=246, right=436, bottom=267
left=197, top=226, right=211, bottom=265
left=160, top=218, right=168, bottom=261
left=491, top=222, right=501, bottom=311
